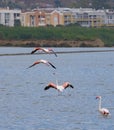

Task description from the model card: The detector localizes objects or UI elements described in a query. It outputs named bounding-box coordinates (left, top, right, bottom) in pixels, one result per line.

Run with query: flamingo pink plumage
left=31, top=47, right=57, bottom=57
left=96, top=96, right=110, bottom=116
left=44, top=82, right=74, bottom=92
left=27, top=59, right=56, bottom=69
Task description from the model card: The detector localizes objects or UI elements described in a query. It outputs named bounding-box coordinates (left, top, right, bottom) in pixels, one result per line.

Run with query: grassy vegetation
left=0, top=25, right=114, bottom=47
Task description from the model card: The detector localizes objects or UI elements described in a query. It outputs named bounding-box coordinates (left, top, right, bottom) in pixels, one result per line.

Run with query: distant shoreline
left=0, top=39, right=104, bottom=47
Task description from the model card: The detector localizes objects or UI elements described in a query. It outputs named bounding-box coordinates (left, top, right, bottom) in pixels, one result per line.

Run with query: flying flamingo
left=27, top=59, right=56, bottom=69
left=44, top=82, right=74, bottom=92
left=31, top=47, right=57, bottom=57
left=96, top=96, right=110, bottom=116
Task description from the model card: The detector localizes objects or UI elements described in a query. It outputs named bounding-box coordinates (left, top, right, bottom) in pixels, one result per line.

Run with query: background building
left=0, top=7, right=114, bottom=27
left=0, top=7, right=21, bottom=26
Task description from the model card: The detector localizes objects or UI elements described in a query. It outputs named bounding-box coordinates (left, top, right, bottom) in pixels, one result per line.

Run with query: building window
left=0, top=13, right=1, bottom=24
left=14, top=13, right=20, bottom=19
left=30, top=15, right=35, bottom=26
left=108, top=15, right=112, bottom=19
left=83, top=13, right=88, bottom=19
left=5, top=13, right=10, bottom=26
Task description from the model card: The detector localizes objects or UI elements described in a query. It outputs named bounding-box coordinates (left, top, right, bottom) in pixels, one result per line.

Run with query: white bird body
left=99, top=108, right=110, bottom=115
left=96, top=96, right=110, bottom=116
left=56, top=85, right=64, bottom=92
left=39, top=59, right=49, bottom=64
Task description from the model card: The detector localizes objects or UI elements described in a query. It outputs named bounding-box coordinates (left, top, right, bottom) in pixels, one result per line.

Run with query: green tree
left=54, top=0, right=62, bottom=7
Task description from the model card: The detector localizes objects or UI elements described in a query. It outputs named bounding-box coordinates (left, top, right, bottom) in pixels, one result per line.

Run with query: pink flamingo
left=44, top=82, right=74, bottom=92
left=27, top=59, right=56, bottom=69
left=96, top=96, right=110, bottom=116
left=31, top=47, right=57, bottom=57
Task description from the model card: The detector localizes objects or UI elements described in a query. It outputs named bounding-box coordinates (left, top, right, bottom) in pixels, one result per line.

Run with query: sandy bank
left=0, top=39, right=104, bottom=47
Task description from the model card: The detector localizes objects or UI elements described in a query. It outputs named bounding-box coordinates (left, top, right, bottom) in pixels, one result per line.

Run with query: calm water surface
left=0, top=47, right=114, bottom=130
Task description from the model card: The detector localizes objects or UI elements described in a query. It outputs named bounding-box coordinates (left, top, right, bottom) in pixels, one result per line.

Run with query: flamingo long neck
left=98, top=98, right=102, bottom=110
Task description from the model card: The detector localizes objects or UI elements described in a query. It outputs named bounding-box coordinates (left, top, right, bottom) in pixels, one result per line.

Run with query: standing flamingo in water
left=44, top=82, right=74, bottom=92
left=96, top=96, right=110, bottom=116
left=31, top=47, right=57, bottom=57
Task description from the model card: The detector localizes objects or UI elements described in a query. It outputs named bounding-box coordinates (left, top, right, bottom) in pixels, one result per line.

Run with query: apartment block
left=0, top=7, right=21, bottom=26
left=45, top=10, right=64, bottom=26
left=104, top=9, right=114, bottom=26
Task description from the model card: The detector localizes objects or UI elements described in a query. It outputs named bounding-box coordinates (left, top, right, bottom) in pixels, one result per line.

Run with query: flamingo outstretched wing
left=31, top=48, right=40, bottom=54
left=44, top=83, right=57, bottom=90
left=63, top=82, right=74, bottom=89
left=27, top=61, right=39, bottom=68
